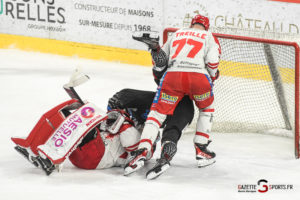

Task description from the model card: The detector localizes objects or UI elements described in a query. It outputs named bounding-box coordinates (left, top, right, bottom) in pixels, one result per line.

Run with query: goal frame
left=163, top=27, right=300, bottom=159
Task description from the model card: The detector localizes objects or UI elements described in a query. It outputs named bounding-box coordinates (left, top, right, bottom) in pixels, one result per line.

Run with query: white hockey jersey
left=97, top=123, right=141, bottom=169
left=162, top=28, right=221, bottom=77
left=68, top=121, right=141, bottom=170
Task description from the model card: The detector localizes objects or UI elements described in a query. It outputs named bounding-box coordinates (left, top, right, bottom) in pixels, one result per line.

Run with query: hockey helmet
left=191, top=14, right=210, bottom=30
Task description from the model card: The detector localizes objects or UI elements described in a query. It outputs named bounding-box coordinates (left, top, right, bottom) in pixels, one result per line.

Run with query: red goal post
left=163, top=27, right=300, bottom=158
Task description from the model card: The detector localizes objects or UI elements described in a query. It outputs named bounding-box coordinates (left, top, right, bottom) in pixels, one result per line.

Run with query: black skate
left=124, top=148, right=148, bottom=176
left=14, top=146, right=39, bottom=167
left=195, top=140, right=216, bottom=168
left=36, top=156, right=55, bottom=176
left=146, top=141, right=177, bottom=180
left=132, top=32, right=159, bottom=50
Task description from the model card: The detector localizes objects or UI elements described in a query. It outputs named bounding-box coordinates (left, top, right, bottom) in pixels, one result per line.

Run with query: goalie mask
left=101, top=110, right=127, bottom=134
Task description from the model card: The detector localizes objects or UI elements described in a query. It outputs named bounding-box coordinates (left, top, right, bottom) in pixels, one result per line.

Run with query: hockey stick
left=63, top=67, right=90, bottom=105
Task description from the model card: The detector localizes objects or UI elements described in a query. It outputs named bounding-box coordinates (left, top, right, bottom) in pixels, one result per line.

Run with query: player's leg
left=137, top=72, right=185, bottom=153
left=108, top=88, right=194, bottom=138
left=146, top=96, right=194, bottom=179
left=108, top=88, right=155, bottom=127
left=124, top=72, right=184, bottom=175
left=124, top=110, right=168, bottom=176
left=36, top=103, right=107, bottom=175
left=190, top=73, right=216, bottom=167
left=162, top=95, right=194, bottom=144
left=11, top=99, right=78, bottom=169
left=194, top=105, right=216, bottom=167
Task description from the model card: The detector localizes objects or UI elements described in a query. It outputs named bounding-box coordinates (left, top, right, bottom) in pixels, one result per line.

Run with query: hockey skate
left=36, top=156, right=55, bottom=176
left=124, top=148, right=148, bottom=176
left=195, top=140, right=216, bottom=168
left=146, top=141, right=177, bottom=180
left=14, top=145, right=39, bottom=167
left=132, top=32, right=159, bottom=50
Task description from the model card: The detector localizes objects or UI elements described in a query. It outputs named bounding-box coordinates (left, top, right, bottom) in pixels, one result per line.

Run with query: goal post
left=163, top=28, right=300, bottom=158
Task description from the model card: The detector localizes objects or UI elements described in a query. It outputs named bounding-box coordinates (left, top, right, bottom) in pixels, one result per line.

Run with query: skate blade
left=124, top=161, right=144, bottom=176
left=14, top=146, right=39, bottom=167
left=197, top=158, right=216, bottom=168
left=146, top=164, right=170, bottom=180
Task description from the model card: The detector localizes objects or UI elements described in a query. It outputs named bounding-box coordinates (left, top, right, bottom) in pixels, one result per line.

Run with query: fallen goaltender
left=11, top=67, right=215, bottom=179
left=11, top=70, right=158, bottom=176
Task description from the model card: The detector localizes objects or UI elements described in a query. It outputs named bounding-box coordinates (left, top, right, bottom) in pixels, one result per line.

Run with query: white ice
left=0, top=49, right=299, bottom=200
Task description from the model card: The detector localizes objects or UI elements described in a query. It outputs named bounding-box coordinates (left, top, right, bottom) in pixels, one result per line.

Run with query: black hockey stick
left=63, top=68, right=90, bottom=105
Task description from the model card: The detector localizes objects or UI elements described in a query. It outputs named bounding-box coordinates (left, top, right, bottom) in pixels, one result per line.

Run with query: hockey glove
left=132, top=32, right=160, bottom=50
left=108, top=93, right=124, bottom=110
left=211, top=69, right=220, bottom=82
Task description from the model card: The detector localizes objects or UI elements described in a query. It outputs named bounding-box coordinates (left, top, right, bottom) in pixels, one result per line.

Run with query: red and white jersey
left=97, top=123, right=141, bottom=169
left=69, top=122, right=141, bottom=170
left=162, top=28, right=221, bottom=77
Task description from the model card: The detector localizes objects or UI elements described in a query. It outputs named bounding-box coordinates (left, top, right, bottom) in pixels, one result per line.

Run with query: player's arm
left=119, top=123, right=141, bottom=153
left=205, top=33, right=221, bottom=82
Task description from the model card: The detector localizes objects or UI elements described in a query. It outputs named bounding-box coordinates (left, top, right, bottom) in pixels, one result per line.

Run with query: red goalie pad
left=11, top=99, right=80, bottom=155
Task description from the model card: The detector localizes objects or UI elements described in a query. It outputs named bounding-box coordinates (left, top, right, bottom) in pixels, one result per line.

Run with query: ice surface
left=0, top=49, right=299, bottom=200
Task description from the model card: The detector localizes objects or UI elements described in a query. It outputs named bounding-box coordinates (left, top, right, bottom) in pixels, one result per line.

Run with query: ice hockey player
left=124, top=14, right=221, bottom=179
left=11, top=100, right=148, bottom=175
left=68, top=109, right=147, bottom=170
left=107, top=38, right=194, bottom=179
left=108, top=89, right=194, bottom=178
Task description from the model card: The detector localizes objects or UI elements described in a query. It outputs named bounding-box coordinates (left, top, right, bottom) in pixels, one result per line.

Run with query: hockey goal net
left=163, top=28, right=300, bottom=158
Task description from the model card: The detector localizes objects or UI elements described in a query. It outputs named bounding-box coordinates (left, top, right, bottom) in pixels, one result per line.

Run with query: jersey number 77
left=171, top=38, right=204, bottom=59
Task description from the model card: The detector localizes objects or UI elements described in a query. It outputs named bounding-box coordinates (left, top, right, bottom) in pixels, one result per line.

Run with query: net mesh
left=213, top=39, right=295, bottom=133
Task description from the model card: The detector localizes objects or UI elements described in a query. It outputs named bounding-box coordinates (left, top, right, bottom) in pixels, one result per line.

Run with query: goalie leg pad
left=11, top=99, right=79, bottom=155
left=37, top=103, right=107, bottom=165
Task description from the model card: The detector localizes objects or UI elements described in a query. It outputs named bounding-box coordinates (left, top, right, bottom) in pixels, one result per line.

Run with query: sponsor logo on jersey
left=81, top=107, right=95, bottom=118
left=161, top=93, right=178, bottom=104
left=194, top=92, right=210, bottom=101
